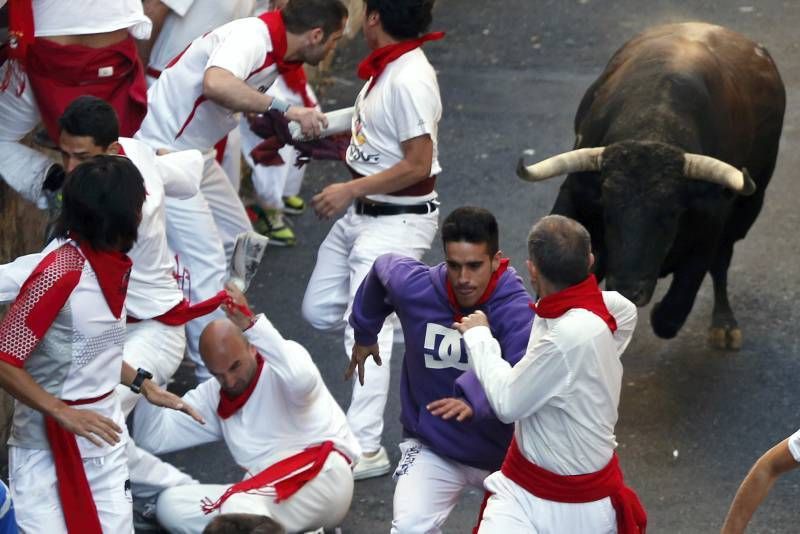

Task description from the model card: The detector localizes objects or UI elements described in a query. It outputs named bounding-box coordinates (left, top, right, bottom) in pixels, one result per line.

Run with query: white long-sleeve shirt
left=135, top=314, right=361, bottom=474
left=463, top=291, right=637, bottom=476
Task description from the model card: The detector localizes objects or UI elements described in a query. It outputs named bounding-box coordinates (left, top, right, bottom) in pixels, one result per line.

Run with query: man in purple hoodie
left=346, top=206, right=534, bottom=533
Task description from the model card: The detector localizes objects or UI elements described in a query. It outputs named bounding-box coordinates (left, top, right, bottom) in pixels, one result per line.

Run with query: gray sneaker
left=352, top=446, right=392, bottom=481
left=228, top=231, right=269, bottom=292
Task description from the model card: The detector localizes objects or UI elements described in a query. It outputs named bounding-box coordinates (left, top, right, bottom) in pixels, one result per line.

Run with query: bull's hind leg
left=708, top=238, right=741, bottom=350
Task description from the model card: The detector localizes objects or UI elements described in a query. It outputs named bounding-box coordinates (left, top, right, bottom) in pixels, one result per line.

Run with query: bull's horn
left=683, top=154, right=756, bottom=195
left=517, top=147, right=605, bottom=182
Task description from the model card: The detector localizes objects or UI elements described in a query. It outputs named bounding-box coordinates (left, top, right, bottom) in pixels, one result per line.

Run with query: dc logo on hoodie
left=423, top=323, right=469, bottom=371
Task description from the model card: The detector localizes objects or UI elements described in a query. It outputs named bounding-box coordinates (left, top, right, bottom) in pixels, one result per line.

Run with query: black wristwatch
left=130, top=368, right=153, bottom=394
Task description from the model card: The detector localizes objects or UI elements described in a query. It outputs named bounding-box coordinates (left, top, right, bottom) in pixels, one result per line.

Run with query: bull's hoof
left=708, top=326, right=742, bottom=351
left=650, top=303, right=680, bottom=339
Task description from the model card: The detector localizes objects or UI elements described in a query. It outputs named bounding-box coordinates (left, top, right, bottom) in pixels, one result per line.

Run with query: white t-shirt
left=33, top=0, right=152, bottom=40
left=788, top=428, right=800, bottom=462
left=346, top=48, right=442, bottom=204
left=136, top=17, right=279, bottom=152
left=148, top=0, right=256, bottom=74
left=464, top=291, right=638, bottom=475
left=135, top=314, right=361, bottom=473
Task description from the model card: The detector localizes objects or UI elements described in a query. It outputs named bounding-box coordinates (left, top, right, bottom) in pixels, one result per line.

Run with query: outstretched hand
left=53, top=405, right=123, bottom=447
left=345, top=343, right=381, bottom=386
left=142, top=381, right=205, bottom=425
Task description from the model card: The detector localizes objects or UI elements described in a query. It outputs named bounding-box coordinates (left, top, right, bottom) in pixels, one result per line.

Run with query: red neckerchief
left=357, top=31, right=445, bottom=93
left=530, top=274, right=617, bottom=332
left=258, top=10, right=315, bottom=108
left=217, top=353, right=265, bottom=420
left=446, top=258, right=509, bottom=322
left=71, top=235, right=132, bottom=320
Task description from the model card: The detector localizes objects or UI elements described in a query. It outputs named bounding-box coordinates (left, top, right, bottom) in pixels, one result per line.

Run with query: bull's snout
left=605, top=276, right=655, bottom=307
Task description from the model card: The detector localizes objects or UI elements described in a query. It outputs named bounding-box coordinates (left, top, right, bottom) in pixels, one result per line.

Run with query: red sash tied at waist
left=501, top=437, right=647, bottom=534
left=201, top=440, right=350, bottom=514
left=43, top=389, right=115, bottom=534
left=128, top=290, right=230, bottom=326
left=347, top=166, right=436, bottom=197
left=25, top=36, right=147, bottom=141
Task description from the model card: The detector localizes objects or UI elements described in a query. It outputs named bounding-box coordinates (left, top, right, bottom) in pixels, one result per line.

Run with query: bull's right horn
left=517, top=147, right=605, bottom=182
left=683, top=154, right=757, bottom=195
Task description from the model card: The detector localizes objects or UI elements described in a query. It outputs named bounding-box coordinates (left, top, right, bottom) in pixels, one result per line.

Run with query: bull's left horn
left=683, top=154, right=756, bottom=196
left=517, top=147, right=605, bottom=182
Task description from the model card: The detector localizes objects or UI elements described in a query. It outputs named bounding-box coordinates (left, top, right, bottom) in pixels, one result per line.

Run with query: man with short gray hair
left=455, top=214, right=647, bottom=534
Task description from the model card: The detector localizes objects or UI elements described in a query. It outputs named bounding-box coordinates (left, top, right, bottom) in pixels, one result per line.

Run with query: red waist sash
left=201, top=440, right=349, bottom=514
left=25, top=36, right=147, bottom=141
left=347, top=166, right=436, bottom=197
left=43, top=390, right=115, bottom=534
left=500, top=437, right=647, bottom=534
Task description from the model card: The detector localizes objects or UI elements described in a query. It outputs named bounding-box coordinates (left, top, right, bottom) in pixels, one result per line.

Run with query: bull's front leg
left=708, top=238, right=741, bottom=350
left=650, top=257, right=709, bottom=339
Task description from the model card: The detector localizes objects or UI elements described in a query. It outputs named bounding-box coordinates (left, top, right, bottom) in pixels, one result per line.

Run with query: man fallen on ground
left=456, top=214, right=647, bottom=533
left=135, top=284, right=360, bottom=533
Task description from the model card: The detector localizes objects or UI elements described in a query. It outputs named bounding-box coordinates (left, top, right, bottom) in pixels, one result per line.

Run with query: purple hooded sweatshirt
left=350, top=253, right=534, bottom=471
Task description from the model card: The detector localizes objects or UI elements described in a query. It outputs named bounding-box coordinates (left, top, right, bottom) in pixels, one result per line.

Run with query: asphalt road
left=157, top=1, right=800, bottom=532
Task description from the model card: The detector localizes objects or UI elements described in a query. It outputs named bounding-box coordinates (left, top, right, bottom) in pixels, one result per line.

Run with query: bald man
left=134, top=285, right=360, bottom=533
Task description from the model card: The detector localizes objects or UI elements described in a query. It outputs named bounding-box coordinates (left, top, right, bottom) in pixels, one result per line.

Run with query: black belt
left=354, top=199, right=438, bottom=217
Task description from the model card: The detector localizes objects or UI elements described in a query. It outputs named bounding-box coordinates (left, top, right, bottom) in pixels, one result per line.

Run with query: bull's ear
left=740, top=168, right=757, bottom=196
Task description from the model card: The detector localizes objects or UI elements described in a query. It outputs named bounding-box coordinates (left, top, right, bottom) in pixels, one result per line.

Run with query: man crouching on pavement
left=134, top=284, right=361, bottom=533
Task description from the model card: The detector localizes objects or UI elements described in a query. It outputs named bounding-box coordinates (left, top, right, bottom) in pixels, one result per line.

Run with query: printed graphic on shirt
left=423, top=323, right=469, bottom=371
left=347, top=113, right=379, bottom=164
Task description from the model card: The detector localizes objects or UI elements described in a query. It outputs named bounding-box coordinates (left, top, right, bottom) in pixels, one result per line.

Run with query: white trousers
left=219, top=127, right=242, bottom=192
left=301, top=208, right=438, bottom=453
left=0, top=64, right=50, bottom=204
left=115, top=320, right=197, bottom=498
left=477, top=471, right=617, bottom=534
left=155, top=452, right=353, bottom=534
left=164, top=154, right=251, bottom=380
left=9, top=443, right=133, bottom=534
left=392, top=439, right=489, bottom=534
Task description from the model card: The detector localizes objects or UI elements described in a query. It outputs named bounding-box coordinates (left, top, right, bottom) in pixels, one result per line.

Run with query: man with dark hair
left=136, top=0, right=347, bottom=379
left=136, top=284, right=360, bottom=534
left=302, top=0, right=443, bottom=480
left=0, top=156, right=203, bottom=533
left=0, top=95, right=247, bottom=509
left=346, top=206, right=533, bottom=532
left=456, top=214, right=647, bottom=534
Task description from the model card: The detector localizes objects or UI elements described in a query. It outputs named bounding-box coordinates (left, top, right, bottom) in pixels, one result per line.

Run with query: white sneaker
left=228, top=231, right=269, bottom=292
left=352, top=446, right=392, bottom=481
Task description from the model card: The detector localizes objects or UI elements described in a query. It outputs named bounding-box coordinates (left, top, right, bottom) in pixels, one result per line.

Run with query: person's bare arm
left=721, top=438, right=800, bottom=533
left=203, top=67, right=327, bottom=137
left=311, top=134, right=433, bottom=218
left=0, top=360, right=122, bottom=446
left=138, top=0, right=172, bottom=66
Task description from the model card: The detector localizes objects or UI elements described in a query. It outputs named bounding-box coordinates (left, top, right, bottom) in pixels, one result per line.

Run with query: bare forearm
left=139, top=0, right=170, bottom=66
left=203, top=67, right=273, bottom=114
left=0, top=361, right=66, bottom=419
left=721, top=464, right=776, bottom=533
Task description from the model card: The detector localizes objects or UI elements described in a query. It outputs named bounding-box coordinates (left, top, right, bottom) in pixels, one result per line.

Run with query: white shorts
left=9, top=444, right=133, bottom=534
left=477, top=471, right=617, bottom=533
left=156, top=451, right=353, bottom=533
